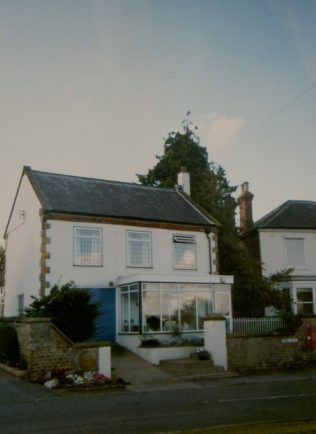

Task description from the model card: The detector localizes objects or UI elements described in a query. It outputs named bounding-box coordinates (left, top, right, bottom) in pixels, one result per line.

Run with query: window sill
left=126, top=265, right=153, bottom=269
left=173, top=267, right=198, bottom=271
left=73, top=264, right=103, bottom=267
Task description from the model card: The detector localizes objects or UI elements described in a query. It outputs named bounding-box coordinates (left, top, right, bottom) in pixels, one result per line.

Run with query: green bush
left=0, top=325, right=21, bottom=367
left=25, top=282, right=99, bottom=342
left=278, top=310, right=303, bottom=335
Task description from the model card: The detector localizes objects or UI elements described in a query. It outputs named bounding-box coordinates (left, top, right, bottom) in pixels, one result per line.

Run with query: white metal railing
left=227, top=317, right=287, bottom=336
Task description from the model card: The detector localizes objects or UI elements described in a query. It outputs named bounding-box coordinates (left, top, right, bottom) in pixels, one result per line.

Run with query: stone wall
left=2, top=318, right=111, bottom=379
left=227, top=317, right=316, bottom=372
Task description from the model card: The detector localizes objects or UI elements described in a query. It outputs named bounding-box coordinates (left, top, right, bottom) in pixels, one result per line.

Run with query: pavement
left=110, top=344, right=237, bottom=392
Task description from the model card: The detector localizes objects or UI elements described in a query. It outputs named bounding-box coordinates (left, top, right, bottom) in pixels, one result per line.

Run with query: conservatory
left=117, top=274, right=233, bottom=338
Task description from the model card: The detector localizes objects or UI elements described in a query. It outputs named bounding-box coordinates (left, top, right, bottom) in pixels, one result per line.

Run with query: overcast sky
left=1, top=0, right=316, bottom=245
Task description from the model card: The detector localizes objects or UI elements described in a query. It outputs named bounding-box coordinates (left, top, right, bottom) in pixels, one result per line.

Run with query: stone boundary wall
left=0, top=318, right=111, bottom=379
left=227, top=317, right=316, bottom=372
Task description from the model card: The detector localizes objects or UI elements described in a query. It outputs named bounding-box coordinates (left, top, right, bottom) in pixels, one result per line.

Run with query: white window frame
left=127, top=230, right=152, bottom=268
left=285, top=236, right=306, bottom=270
left=173, top=234, right=197, bottom=270
left=73, top=226, right=102, bottom=266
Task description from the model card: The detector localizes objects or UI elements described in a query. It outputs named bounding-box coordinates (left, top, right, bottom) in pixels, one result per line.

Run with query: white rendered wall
left=259, top=229, right=316, bottom=277
left=204, top=317, right=227, bottom=370
left=4, top=176, right=42, bottom=316
left=46, top=221, right=214, bottom=288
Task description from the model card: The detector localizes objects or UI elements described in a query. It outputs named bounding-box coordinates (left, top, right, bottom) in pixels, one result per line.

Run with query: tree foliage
left=25, top=282, right=99, bottom=342
left=138, top=114, right=290, bottom=316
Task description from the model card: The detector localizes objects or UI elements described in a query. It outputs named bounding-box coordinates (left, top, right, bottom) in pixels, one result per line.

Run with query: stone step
left=159, top=358, right=237, bottom=379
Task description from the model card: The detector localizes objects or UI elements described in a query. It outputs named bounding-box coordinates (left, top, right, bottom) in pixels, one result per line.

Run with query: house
left=3, top=166, right=233, bottom=351
left=238, top=182, right=316, bottom=315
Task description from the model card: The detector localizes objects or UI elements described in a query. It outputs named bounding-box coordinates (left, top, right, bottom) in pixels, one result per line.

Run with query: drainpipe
left=206, top=231, right=213, bottom=274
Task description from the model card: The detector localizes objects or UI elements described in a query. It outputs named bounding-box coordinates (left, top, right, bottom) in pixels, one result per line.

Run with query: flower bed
left=32, top=368, right=126, bottom=391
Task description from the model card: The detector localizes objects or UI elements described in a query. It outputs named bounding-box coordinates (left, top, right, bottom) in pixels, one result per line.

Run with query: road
left=0, top=368, right=316, bottom=433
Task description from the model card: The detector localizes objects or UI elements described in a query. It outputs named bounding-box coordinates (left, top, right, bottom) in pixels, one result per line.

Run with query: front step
left=159, top=358, right=233, bottom=379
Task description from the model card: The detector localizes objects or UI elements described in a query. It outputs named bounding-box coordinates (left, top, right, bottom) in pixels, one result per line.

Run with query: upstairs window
left=127, top=231, right=152, bottom=267
left=173, top=234, right=196, bottom=269
left=285, top=238, right=305, bottom=268
left=74, top=227, right=102, bottom=266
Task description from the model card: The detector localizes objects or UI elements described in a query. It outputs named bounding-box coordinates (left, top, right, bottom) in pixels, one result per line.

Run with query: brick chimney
left=177, top=166, right=190, bottom=196
left=238, top=182, right=254, bottom=234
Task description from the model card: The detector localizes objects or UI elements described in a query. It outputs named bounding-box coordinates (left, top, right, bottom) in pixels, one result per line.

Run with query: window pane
left=127, top=231, right=152, bottom=267
left=179, top=291, right=196, bottom=330
left=161, top=291, right=179, bottom=331
left=143, top=290, right=161, bottom=331
left=286, top=238, right=305, bottom=267
left=215, top=293, right=230, bottom=316
left=130, top=291, right=139, bottom=332
left=142, top=283, right=159, bottom=291
left=74, top=227, right=102, bottom=266
left=297, top=288, right=313, bottom=302
left=121, top=292, right=129, bottom=332
left=197, top=290, right=213, bottom=329
left=297, top=302, right=314, bottom=315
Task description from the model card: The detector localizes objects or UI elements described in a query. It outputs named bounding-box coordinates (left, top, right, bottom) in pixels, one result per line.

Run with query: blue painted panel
left=88, top=288, right=116, bottom=342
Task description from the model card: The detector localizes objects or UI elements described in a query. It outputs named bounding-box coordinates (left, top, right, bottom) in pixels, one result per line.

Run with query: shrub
left=278, top=310, right=303, bottom=335
left=25, top=282, right=99, bottom=342
left=0, top=325, right=21, bottom=367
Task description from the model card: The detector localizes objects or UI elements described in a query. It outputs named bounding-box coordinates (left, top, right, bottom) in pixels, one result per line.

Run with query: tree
left=138, top=114, right=290, bottom=316
left=25, top=282, right=99, bottom=342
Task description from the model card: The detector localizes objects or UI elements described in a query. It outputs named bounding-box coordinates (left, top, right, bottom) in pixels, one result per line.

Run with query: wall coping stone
left=74, top=341, right=111, bottom=349
left=204, top=314, right=226, bottom=321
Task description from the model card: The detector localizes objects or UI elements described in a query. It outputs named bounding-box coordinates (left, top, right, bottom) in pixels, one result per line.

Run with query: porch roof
left=116, top=273, right=234, bottom=286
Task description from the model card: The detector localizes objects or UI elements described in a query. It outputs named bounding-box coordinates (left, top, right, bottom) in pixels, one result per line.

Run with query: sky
left=1, top=0, right=316, bottom=245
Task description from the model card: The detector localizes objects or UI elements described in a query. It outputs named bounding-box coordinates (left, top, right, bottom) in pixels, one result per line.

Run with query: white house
left=238, top=182, right=316, bottom=315
left=4, top=166, right=233, bottom=349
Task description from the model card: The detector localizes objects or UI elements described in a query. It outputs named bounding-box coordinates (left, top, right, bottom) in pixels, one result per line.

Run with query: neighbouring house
left=238, top=182, right=316, bottom=315
left=3, top=166, right=233, bottom=352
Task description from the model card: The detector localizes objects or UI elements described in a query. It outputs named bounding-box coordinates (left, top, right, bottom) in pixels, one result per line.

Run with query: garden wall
left=1, top=318, right=111, bottom=379
left=227, top=317, right=316, bottom=372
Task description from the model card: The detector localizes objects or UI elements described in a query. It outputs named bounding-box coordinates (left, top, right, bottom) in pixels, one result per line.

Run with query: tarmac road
left=0, top=368, right=316, bottom=434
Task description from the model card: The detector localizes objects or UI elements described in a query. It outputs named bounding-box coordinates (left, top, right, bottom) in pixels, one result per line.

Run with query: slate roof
left=252, top=200, right=316, bottom=230
left=23, top=167, right=217, bottom=227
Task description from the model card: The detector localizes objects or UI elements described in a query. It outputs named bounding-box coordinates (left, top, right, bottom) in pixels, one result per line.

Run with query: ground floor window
left=296, top=288, right=314, bottom=314
left=119, top=282, right=231, bottom=333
